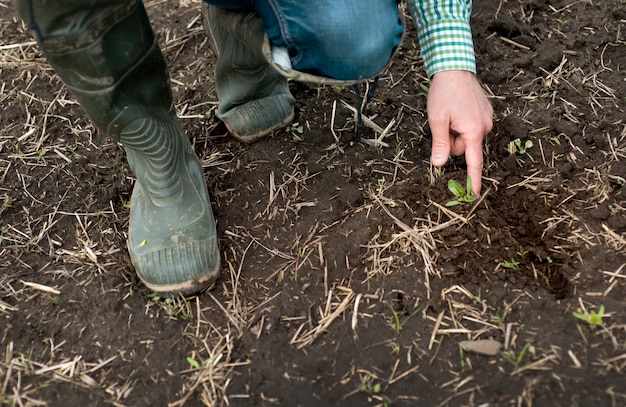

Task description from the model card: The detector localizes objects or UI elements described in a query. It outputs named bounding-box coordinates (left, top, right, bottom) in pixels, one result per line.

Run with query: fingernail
left=432, top=154, right=446, bottom=162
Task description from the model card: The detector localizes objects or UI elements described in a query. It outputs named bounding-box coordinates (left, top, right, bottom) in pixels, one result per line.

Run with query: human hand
left=426, top=70, right=493, bottom=195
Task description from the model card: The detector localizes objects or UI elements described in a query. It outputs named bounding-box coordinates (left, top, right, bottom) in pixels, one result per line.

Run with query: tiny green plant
left=491, top=309, right=508, bottom=324
left=500, top=340, right=532, bottom=368
left=186, top=356, right=201, bottom=370
left=508, top=138, right=534, bottom=165
left=445, top=177, right=477, bottom=207
left=573, top=305, right=605, bottom=327
left=387, top=304, right=421, bottom=331
left=508, top=138, right=533, bottom=155
left=555, top=18, right=569, bottom=36
left=360, top=379, right=382, bottom=395
left=500, top=259, right=520, bottom=270
left=289, top=122, right=304, bottom=134
left=418, top=82, right=429, bottom=97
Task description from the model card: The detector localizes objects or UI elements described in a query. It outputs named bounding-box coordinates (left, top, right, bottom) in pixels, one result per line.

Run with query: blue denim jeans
left=203, top=0, right=404, bottom=80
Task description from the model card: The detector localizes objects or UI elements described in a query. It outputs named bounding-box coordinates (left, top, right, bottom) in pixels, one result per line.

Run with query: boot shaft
left=17, top=0, right=173, bottom=140
left=16, top=0, right=221, bottom=294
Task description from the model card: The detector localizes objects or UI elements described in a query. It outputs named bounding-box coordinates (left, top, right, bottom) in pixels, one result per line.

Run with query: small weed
left=387, top=304, right=421, bottom=331
left=508, top=138, right=533, bottom=155
left=289, top=122, right=304, bottom=134
left=555, top=18, right=569, bottom=36
left=147, top=293, right=193, bottom=319
left=491, top=309, right=508, bottom=324
left=499, top=259, right=520, bottom=270
left=359, top=375, right=394, bottom=406
left=500, top=340, right=532, bottom=368
left=573, top=305, right=605, bottom=328
left=445, top=177, right=477, bottom=207
left=387, top=342, right=400, bottom=355
left=460, top=346, right=473, bottom=370
left=409, top=130, right=423, bottom=142
left=186, top=356, right=202, bottom=370
left=371, top=225, right=383, bottom=242
left=418, top=82, right=429, bottom=97
left=360, top=379, right=382, bottom=395
left=508, top=138, right=534, bottom=165
left=377, top=178, right=387, bottom=190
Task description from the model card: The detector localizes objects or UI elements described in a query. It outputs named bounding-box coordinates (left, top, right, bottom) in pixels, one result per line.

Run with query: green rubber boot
left=202, top=4, right=295, bottom=143
left=17, top=0, right=220, bottom=295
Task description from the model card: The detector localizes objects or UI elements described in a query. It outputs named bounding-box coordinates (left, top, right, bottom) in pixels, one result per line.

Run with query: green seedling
left=555, top=18, right=569, bottom=36
left=359, top=379, right=382, bottom=395
left=500, top=340, right=532, bottom=368
left=387, top=304, right=421, bottom=331
left=508, top=138, right=535, bottom=165
left=289, top=122, right=304, bottom=134
left=186, top=356, right=202, bottom=370
left=508, top=138, right=533, bottom=154
left=445, top=177, right=477, bottom=207
left=491, top=309, right=508, bottom=324
left=418, top=82, right=430, bottom=97
left=500, top=259, right=520, bottom=270
left=573, top=305, right=605, bottom=327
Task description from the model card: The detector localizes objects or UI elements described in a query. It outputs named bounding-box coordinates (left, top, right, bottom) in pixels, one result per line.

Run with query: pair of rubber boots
left=18, top=1, right=294, bottom=295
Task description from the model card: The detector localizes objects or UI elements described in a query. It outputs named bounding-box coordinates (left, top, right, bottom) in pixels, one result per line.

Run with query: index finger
left=463, top=139, right=484, bottom=196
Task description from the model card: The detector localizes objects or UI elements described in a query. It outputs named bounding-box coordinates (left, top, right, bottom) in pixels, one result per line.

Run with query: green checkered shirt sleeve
left=407, top=0, right=476, bottom=77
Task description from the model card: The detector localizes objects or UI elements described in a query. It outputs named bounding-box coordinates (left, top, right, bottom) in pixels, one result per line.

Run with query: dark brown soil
left=1, top=1, right=625, bottom=406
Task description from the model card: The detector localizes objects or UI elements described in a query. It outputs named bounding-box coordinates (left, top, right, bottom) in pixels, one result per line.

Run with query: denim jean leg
left=253, top=0, right=403, bottom=80
left=203, top=0, right=403, bottom=80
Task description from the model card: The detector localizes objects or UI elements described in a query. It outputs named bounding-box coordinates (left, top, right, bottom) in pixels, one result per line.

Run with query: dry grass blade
left=291, top=288, right=355, bottom=349
left=341, top=99, right=396, bottom=147
left=428, top=311, right=445, bottom=350
left=601, top=224, right=626, bottom=251
left=368, top=188, right=455, bottom=299
left=511, top=355, right=557, bottom=376
left=169, top=334, right=248, bottom=407
left=1, top=341, right=119, bottom=405
left=20, top=280, right=61, bottom=295
left=506, top=171, right=552, bottom=190
left=0, top=299, right=18, bottom=313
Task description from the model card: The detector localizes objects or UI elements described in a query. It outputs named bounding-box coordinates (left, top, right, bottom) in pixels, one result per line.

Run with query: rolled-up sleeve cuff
left=417, top=20, right=476, bottom=77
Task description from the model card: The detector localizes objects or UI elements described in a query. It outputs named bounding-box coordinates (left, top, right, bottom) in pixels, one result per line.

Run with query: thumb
left=429, top=116, right=451, bottom=167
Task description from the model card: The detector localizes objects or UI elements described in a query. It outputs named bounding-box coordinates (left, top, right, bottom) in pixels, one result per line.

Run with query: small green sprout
left=387, top=304, right=421, bottom=331
left=508, top=138, right=533, bottom=155
left=445, top=177, right=477, bottom=207
left=186, top=356, right=201, bottom=370
left=500, top=259, right=520, bottom=270
left=500, top=340, right=532, bottom=368
left=418, top=82, right=430, bottom=97
left=508, top=138, right=534, bottom=165
left=573, top=305, right=605, bottom=327
left=555, top=18, right=569, bottom=36
left=360, top=380, right=382, bottom=395
left=289, top=122, right=304, bottom=134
